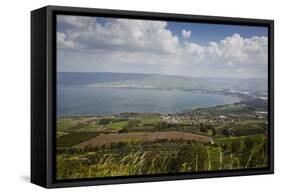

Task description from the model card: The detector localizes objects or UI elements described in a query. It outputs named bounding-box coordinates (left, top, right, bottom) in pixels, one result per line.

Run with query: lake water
left=57, top=86, right=240, bottom=117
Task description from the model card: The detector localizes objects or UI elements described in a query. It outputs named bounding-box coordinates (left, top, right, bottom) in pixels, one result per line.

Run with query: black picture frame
left=31, top=5, right=274, bottom=188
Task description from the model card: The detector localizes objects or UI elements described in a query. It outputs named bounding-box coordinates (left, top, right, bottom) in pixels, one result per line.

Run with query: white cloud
left=57, top=15, right=268, bottom=78
left=57, top=15, right=96, bottom=29
left=57, top=32, right=74, bottom=49
left=57, top=15, right=179, bottom=54
left=182, top=33, right=268, bottom=67
left=182, top=30, right=191, bottom=40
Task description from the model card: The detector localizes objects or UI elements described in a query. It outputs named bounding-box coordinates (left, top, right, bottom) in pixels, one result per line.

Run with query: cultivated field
left=77, top=131, right=213, bottom=147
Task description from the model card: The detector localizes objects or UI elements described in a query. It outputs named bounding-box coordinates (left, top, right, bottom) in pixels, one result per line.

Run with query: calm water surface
left=57, top=86, right=240, bottom=117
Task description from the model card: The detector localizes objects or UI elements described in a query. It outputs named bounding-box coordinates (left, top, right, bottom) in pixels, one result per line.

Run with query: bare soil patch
left=77, top=131, right=213, bottom=147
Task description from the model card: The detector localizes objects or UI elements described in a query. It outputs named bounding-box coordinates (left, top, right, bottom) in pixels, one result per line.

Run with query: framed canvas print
left=31, top=5, right=274, bottom=188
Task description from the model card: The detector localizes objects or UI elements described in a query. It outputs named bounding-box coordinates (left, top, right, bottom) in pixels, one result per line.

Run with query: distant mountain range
left=58, top=72, right=267, bottom=92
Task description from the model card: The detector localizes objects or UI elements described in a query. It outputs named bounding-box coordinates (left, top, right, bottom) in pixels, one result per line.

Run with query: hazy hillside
left=58, top=72, right=267, bottom=92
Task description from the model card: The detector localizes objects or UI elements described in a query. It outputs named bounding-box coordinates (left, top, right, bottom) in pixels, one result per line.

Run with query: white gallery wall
left=0, top=0, right=279, bottom=193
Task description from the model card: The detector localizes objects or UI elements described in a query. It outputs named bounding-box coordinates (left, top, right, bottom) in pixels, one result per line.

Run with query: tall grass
left=57, top=138, right=268, bottom=180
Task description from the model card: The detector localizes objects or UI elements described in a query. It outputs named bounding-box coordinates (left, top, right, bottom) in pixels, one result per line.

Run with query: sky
left=57, top=15, right=268, bottom=79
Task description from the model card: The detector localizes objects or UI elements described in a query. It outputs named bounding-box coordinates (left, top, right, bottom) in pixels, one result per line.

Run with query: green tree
left=222, top=129, right=231, bottom=136
left=199, top=123, right=209, bottom=133
left=211, top=127, right=216, bottom=136
left=127, top=119, right=141, bottom=129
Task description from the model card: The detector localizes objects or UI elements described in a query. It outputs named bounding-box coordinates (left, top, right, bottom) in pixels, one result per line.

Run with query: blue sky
left=57, top=15, right=268, bottom=78
left=166, top=22, right=268, bottom=45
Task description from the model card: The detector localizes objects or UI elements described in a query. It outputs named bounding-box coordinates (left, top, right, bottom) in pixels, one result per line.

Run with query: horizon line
left=57, top=71, right=267, bottom=80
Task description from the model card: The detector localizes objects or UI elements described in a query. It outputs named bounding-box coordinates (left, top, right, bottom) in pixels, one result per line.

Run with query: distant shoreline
left=57, top=71, right=268, bottom=80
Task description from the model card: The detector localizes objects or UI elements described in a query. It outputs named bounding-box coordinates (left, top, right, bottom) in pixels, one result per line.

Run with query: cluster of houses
left=160, top=113, right=242, bottom=125
left=160, top=115, right=183, bottom=124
